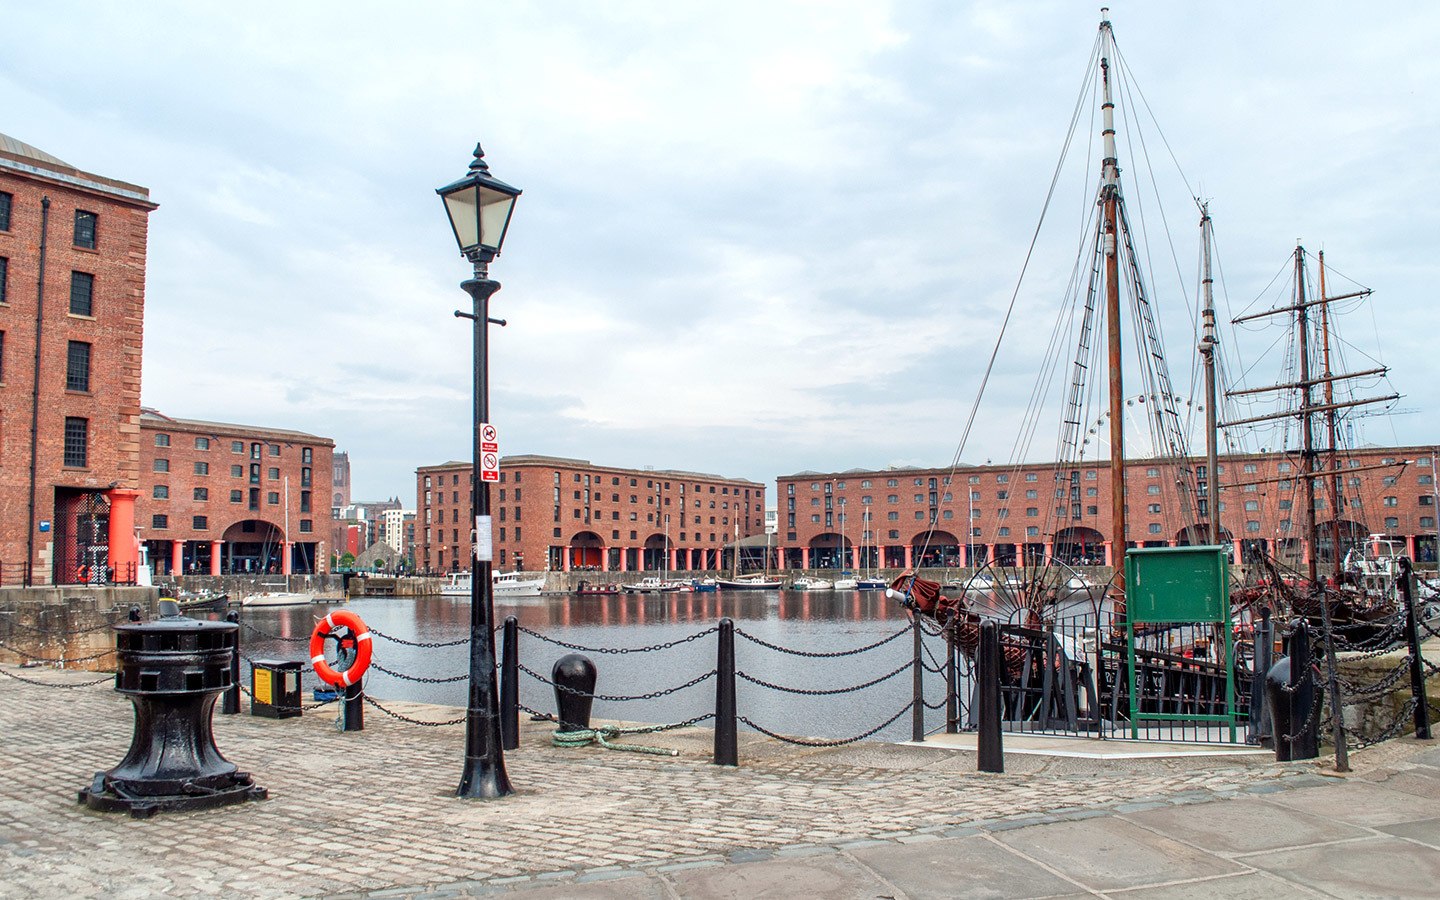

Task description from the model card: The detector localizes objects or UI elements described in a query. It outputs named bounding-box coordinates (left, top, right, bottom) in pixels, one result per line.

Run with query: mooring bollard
left=552, top=653, right=596, bottom=732
left=977, top=620, right=1004, bottom=773
left=1265, top=654, right=1294, bottom=762
left=1399, top=557, right=1432, bottom=740
left=501, top=616, right=519, bottom=750
left=78, top=600, right=265, bottom=818
left=1289, top=618, right=1319, bottom=760
left=1247, top=608, right=1273, bottom=746
left=714, top=617, right=737, bottom=766
left=222, top=610, right=240, bottom=715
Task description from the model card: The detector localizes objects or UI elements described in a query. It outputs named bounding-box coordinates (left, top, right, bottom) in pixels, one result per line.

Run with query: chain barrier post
left=714, top=617, right=737, bottom=766
left=1289, top=618, right=1320, bottom=760
left=1247, top=607, right=1272, bottom=746
left=1314, top=583, right=1349, bottom=772
left=222, top=610, right=240, bottom=715
left=911, top=612, right=925, bottom=743
left=978, top=620, right=1003, bottom=773
left=945, top=611, right=959, bottom=734
left=340, top=680, right=364, bottom=731
left=1400, top=557, right=1432, bottom=740
left=501, top=616, right=519, bottom=750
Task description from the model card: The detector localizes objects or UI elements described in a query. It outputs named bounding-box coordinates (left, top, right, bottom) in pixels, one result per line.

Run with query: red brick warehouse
left=0, top=133, right=157, bottom=585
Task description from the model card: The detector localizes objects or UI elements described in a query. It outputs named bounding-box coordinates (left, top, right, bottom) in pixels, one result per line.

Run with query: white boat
left=624, top=576, right=680, bottom=594
left=716, top=573, right=784, bottom=590
left=441, top=570, right=545, bottom=597
left=792, top=576, right=833, bottom=591
left=856, top=576, right=888, bottom=591
left=832, top=576, right=859, bottom=590
left=241, top=588, right=314, bottom=608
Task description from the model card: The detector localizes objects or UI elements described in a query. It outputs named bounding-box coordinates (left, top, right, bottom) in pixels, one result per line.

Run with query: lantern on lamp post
left=437, top=143, right=521, bottom=800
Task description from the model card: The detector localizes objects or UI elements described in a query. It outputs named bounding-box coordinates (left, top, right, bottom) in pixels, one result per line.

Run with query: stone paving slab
left=1240, top=836, right=1440, bottom=899
left=1120, top=798, right=1369, bottom=853
left=4, top=665, right=1439, bottom=899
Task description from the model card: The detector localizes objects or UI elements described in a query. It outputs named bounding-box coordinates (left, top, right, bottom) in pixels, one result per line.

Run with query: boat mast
left=1199, top=204, right=1220, bottom=545
left=1100, top=11, right=1127, bottom=589
left=1317, top=251, right=1345, bottom=581
left=1295, top=245, right=1320, bottom=585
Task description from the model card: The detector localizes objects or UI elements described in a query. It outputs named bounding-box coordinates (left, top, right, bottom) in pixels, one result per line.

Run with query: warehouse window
left=69, top=271, right=94, bottom=316
left=65, top=342, right=91, bottom=391
left=74, top=210, right=98, bottom=249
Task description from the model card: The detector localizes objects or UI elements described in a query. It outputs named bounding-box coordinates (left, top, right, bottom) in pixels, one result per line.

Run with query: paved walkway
left=3, top=665, right=1439, bottom=898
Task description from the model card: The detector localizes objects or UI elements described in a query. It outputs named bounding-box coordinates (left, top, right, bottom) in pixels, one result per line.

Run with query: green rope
left=551, top=724, right=680, bottom=756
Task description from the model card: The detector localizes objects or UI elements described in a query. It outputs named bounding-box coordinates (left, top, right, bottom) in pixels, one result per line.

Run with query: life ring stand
left=309, top=610, right=372, bottom=687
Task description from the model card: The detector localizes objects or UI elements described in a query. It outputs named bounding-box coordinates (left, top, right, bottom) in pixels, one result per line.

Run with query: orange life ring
left=309, top=610, right=372, bottom=687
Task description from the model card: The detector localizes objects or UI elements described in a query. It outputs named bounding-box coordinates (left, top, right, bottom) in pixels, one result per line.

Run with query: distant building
left=332, top=450, right=350, bottom=508
left=776, top=446, right=1439, bottom=571
left=137, top=410, right=334, bottom=576
left=0, top=133, right=158, bottom=585
left=379, top=507, right=413, bottom=557
left=415, top=455, right=766, bottom=574
left=331, top=498, right=400, bottom=566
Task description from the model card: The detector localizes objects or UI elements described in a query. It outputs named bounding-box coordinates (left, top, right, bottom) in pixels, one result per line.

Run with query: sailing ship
left=241, top=478, right=315, bottom=607
left=716, top=521, right=782, bottom=590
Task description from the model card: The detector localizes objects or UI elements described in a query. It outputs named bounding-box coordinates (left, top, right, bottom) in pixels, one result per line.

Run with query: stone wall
left=0, top=585, right=159, bottom=672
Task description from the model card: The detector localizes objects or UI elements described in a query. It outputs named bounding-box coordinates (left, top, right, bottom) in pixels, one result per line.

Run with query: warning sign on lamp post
left=480, top=423, right=500, bottom=482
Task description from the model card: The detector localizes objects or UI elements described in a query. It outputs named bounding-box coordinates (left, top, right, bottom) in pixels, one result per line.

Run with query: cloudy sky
left=5, top=1, right=1437, bottom=505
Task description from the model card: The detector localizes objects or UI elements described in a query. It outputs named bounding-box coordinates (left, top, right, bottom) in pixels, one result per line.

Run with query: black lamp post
left=437, top=143, right=521, bottom=799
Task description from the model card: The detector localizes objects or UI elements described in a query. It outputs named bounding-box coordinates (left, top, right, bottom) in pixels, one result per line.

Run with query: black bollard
left=1289, top=619, right=1320, bottom=760
left=1247, top=608, right=1273, bottom=746
left=1399, top=557, right=1432, bottom=740
left=222, top=610, right=240, bottom=715
left=977, top=620, right=1004, bottom=773
left=340, top=680, right=364, bottom=731
left=501, top=616, right=519, bottom=750
left=1265, top=655, right=1294, bottom=761
left=714, top=617, right=737, bottom=766
left=552, top=653, right=596, bottom=732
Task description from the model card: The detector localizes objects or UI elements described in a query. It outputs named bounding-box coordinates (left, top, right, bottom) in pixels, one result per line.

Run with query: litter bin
left=77, top=600, right=266, bottom=817
left=250, top=659, right=302, bottom=719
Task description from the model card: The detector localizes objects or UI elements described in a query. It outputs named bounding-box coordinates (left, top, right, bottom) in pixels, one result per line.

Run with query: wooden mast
left=1199, top=204, right=1220, bottom=545
left=1296, top=245, right=1320, bottom=584
left=1318, top=250, right=1345, bottom=580
left=1100, top=11, right=1126, bottom=591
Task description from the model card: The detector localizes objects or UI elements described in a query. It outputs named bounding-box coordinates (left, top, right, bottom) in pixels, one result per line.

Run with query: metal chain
left=738, top=700, right=916, bottom=748
left=1280, top=689, right=1325, bottom=743
left=737, top=658, right=913, bottom=696
left=0, top=640, right=115, bottom=664
left=0, top=666, right=112, bottom=688
left=369, top=660, right=468, bottom=684
left=735, top=623, right=911, bottom=658
left=921, top=695, right=951, bottom=710
left=366, top=628, right=469, bottom=649
left=516, top=624, right=718, bottom=655
left=519, top=662, right=715, bottom=702
left=234, top=680, right=337, bottom=710
left=1336, top=657, right=1413, bottom=699
left=1346, top=697, right=1421, bottom=751
left=362, top=695, right=466, bottom=727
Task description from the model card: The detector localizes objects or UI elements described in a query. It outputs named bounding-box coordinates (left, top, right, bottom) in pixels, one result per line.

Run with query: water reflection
left=235, top=590, right=946, bottom=743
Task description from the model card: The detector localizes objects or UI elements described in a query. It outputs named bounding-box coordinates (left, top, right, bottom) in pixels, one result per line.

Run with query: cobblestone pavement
left=2, top=665, right=1417, bottom=899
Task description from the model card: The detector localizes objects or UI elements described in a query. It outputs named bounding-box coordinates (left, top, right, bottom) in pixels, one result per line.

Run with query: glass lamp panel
left=444, top=188, right=480, bottom=251
left=477, top=187, right=516, bottom=252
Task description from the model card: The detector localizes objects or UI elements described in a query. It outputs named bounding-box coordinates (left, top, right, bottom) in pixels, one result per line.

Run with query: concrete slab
left=661, top=852, right=892, bottom=899
left=992, top=817, right=1247, bottom=892
left=913, top=732, right=1270, bottom=760
left=1402, top=744, right=1440, bottom=769
left=848, top=833, right=1084, bottom=899
left=1121, top=798, right=1368, bottom=853
left=1377, top=817, right=1440, bottom=851
left=1263, top=780, right=1440, bottom=827
left=500, top=874, right=672, bottom=898
left=1243, top=836, right=1440, bottom=899
left=1103, top=871, right=1319, bottom=898
left=1361, top=766, right=1440, bottom=801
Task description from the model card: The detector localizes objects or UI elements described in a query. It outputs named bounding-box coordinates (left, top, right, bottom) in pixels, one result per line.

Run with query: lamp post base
left=457, top=756, right=513, bottom=799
